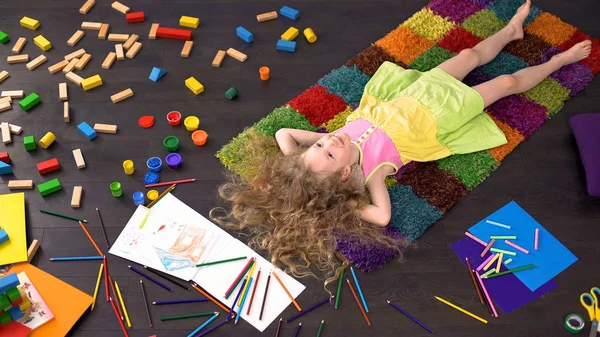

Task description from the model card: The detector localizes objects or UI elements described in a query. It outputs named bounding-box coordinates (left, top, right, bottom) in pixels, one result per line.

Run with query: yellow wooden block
left=81, top=74, right=103, bottom=91
left=185, top=77, right=203, bottom=95
left=180, top=16, right=200, bottom=28
left=34, top=35, right=52, bottom=51
left=281, top=27, right=299, bottom=41
left=20, top=16, right=40, bottom=30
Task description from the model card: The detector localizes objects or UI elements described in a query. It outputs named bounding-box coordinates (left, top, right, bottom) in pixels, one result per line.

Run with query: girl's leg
left=436, top=0, right=531, bottom=81
left=473, top=40, right=592, bottom=108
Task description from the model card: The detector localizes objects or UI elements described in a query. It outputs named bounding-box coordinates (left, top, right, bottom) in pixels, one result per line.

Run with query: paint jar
left=143, top=172, right=159, bottom=185
left=147, top=190, right=159, bottom=200
left=123, top=160, right=134, bottom=175
left=147, top=157, right=162, bottom=173
left=192, top=130, right=208, bottom=146
left=110, top=181, right=122, bottom=197
left=165, top=153, right=182, bottom=169
left=184, top=116, right=200, bottom=131
left=259, top=66, right=270, bottom=80
left=132, top=191, right=145, bottom=206
left=163, top=136, right=179, bottom=152
left=167, top=111, right=182, bottom=126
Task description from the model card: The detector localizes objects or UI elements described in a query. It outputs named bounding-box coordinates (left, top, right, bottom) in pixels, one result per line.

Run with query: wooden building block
left=111, top=1, right=130, bottom=14
left=81, top=74, right=102, bottom=91
left=27, top=239, right=40, bottom=262
left=71, top=186, right=83, bottom=208
left=102, top=52, right=116, bottom=69
left=64, top=101, right=69, bottom=122
left=185, top=77, right=203, bottom=95
left=1, top=122, right=11, bottom=144
left=20, top=17, right=40, bottom=30
left=115, top=44, right=124, bottom=60
left=59, top=82, right=68, bottom=101
left=0, top=70, right=8, bottom=84
left=26, top=54, right=47, bottom=70
left=281, top=26, right=299, bottom=41
left=38, top=178, right=62, bottom=196
left=0, top=152, right=9, bottom=163
left=212, top=50, right=226, bottom=67
left=257, top=11, right=278, bottom=22
left=48, top=60, right=69, bottom=74
left=20, top=93, right=40, bottom=111
left=98, top=23, right=109, bottom=39
left=8, top=124, right=22, bottom=134
left=148, top=23, right=159, bottom=39
left=1, top=91, right=24, bottom=98
left=65, top=48, right=86, bottom=61
left=7, top=55, right=29, bottom=64
left=108, top=34, right=129, bottom=42
left=156, top=27, right=192, bottom=40
left=179, top=16, right=200, bottom=28
left=123, top=34, right=139, bottom=50
left=125, top=42, right=141, bottom=58
left=0, top=96, right=11, bottom=104
left=0, top=31, right=8, bottom=45
left=34, top=35, right=52, bottom=51
left=79, top=0, right=95, bottom=14
left=75, top=53, right=92, bottom=70
left=65, top=71, right=84, bottom=86
left=181, top=41, right=193, bottom=57
left=72, top=148, right=85, bottom=168
left=226, top=48, right=247, bottom=62
left=12, top=37, right=26, bottom=54
left=94, top=123, right=118, bottom=133
left=67, top=30, right=85, bottom=46
left=62, top=58, right=79, bottom=73
left=0, top=101, right=10, bottom=113
left=110, top=88, right=133, bottom=103
left=37, top=158, right=60, bottom=175
left=8, top=180, right=33, bottom=190
left=126, top=11, right=145, bottom=23
left=81, top=22, right=102, bottom=30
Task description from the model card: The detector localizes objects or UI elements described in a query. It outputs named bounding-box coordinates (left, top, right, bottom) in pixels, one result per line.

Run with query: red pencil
left=104, top=256, right=109, bottom=301
left=109, top=276, right=124, bottom=321
left=224, top=257, right=254, bottom=298
left=247, top=268, right=261, bottom=315
left=109, top=297, right=129, bottom=337
left=465, top=258, right=484, bottom=304
left=145, top=178, right=196, bottom=188
left=346, top=279, right=371, bottom=325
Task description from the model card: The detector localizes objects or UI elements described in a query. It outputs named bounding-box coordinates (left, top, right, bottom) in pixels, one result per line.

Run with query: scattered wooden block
left=62, top=58, right=79, bottom=73
left=1, top=122, right=11, bottom=144
left=226, top=48, right=247, bottom=62
left=59, top=82, right=68, bottom=101
left=81, top=22, right=102, bottom=30
left=0, top=96, right=11, bottom=104
left=212, top=50, right=226, bottom=67
left=108, top=34, right=129, bottom=42
left=48, top=60, right=69, bottom=74
left=8, top=180, right=33, bottom=190
left=148, top=23, right=159, bottom=39
left=115, top=44, right=124, bottom=60
left=20, top=93, right=40, bottom=111
left=94, top=123, right=118, bottom=133
left=72, top=148, right=86, bottom=169
left=37, top=158, right=60, bottom=175
left=65, top=48, right=86, bottom=61
left=20, top=17, right=40, bottom=30
left=81, top=74, right=102, bottom=91
left=67, top=30, right=85, bottom=46
left=0, top=70, right=8, bottom=84
left=8, top=124, right=22, bottom=134
left=156, top=27, right=192, bottom=40
left=257, top=11, right=278, bottom=22
left=71, top=186, right=83, bottom=208
left=64, top=101, right=69, bottom=122
left=75, top=53, right=92, bottom=70
left=125, top=42, right=142, bottom=58
left=110, top=88, right=133, bottom=103
left=126, top=11, right=145, bottom=23
left=281, top=26, right=299, bottom=41
left=123, top=34, right=139, bottom=50
left=12, top=37, right=26, bottom=54
left=65, top=71, right=84, bottom=86
left=38, top=178, right=62, bottom=197
left=102, top=52, right=116, bottom=69
left=98, top=23, right=109, bottom=39
left=0, top=152, right=9, bottom=164
left=1, top=91, right=24, bottom=98
left=79, top=0, right=95, bottom=14
left=34, top=35, right=52, bottom=51
left=26, top=54, right=47, bottom=71
left=185, top=77, right=203, bottom=95
left=7, top=55, right=29, bottom=64
left=0, top=101, right=11, bottom=113
left=27, top=239, right=40, bottom=262
left=180, top=16, right=200, bottom=28
left=111, top=1, right=130, bottom=14
left=181, top=41, right=193, bottom=57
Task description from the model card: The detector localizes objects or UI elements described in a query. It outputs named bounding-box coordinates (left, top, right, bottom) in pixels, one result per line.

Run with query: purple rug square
left=463, top=69, right=493, bottom=86
left=427, top=0, right=484, bottom=24
left=534, top=47, right=594, bottom=96
left=468, top=0, right=496, bottom=8
left=486, top=95, right=548, bottom=137
left=337, top=226, right=405, bottom=272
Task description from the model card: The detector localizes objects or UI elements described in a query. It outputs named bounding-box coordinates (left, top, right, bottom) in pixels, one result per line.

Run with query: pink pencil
left=476, top=272, right=498, bottom=317
left=504, top=240, right=529, bottom=254
left=476, top=254, right=495, bottom=271
left=465, top=232, right=487, bottom=246
left=480, top=239, right=495, bottom=257
left=534, top=228, right=539, bottom=250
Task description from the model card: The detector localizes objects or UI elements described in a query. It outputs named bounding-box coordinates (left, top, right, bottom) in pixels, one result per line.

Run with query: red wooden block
left=156, top=27, right=192, bottom=41
left=11, top=297, right=23, bottom=307
left=0, top=152, right=9, bottom=164
left=37, top=158, right=60, bottom=175
left=126, top=11, right=145, bottom=23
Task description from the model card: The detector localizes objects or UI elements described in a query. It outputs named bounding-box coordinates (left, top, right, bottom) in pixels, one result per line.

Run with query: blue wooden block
left=0, top=229, right=8, bottom=245
left=236, top=26, right=254, bottom=43
left=0, top=161, right=11, bottom=175
left=280, top=6, right=300, bottom=20
left=276, top=39, right=296, bottom=52
left=8, top=305, right=23, bottom=321
left=77, top=122, right=97, bottom=140
left=0, top=274, right=19, bottom=294
left=149, top=67, right=166, bottom=82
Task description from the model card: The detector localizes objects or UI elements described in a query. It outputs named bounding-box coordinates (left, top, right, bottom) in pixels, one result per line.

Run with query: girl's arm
left=359, top=166, right=394, bottom=227
left=275, top=128, right=326, bottom=155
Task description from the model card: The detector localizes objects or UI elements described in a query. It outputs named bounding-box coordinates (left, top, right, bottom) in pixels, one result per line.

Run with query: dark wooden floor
left=0, top=0, right=599, bottom=336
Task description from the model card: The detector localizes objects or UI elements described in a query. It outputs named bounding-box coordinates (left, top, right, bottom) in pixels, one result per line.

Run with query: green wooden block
left=19, top=93, right=40, bottom=112
left=0, top=310, right=11, bottom=325
left=0, top=294, right=10, bottom=311
left=24, top=136, right=36, bottom=151
left=0, top=31, right=8, bottom=44
left=5, top=288, right=20, bottom=302
left=38, top=178, right=62, bottom=196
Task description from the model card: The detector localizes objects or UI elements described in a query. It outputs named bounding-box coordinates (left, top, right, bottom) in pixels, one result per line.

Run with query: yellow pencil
left=434, top=296, right=488, bottom=324
left=238, top=262, right=257, bottom=306
left=115, top=281, right=132, bottom=328
left=495, top=253, right=503, bottom=273
left=91, top=263, right=104, bottom=311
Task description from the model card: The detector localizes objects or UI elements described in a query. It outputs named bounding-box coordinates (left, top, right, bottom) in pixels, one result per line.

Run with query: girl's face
left=303, top=132, right=353, bottom=180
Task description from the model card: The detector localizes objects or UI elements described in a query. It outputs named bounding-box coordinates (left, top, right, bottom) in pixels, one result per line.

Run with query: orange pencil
left=346, top=279, right=371, bottom=326
left=191, top=282, right=230, bottom=313
left=147, top=184, right=176, bottom=208
left=79, top=221, right=103, bottom=256
left=272, top=270, right=302, bottom=311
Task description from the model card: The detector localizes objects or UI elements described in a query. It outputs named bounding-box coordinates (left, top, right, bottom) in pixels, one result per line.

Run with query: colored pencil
left=292, top=322, right=302, bottom=337
left=485, top=220, right=510, bottom=229
left=346, top=279, right=371, bottom=325
left=196, top=256, right=247, bottom=267
left=153, top=298, right=209, bottom=305
left=350, top=267, right=369, bottom=312
left=96, top=207, right=110, bottom=249
left=334, top=268, right=344, bottom=309
left=273, top=270, right=301, bottom=311
left=235, top=277, right=253, bottom=324
left=161, top=312, right=217, bottom=321
left=224, top=258, right=254, bottom=298
left=50, top=256, right=104, bottom=261
left=480, top=239, right=495, bottom=257
left=191, top=283, right=230, bottom=313
left=387, top=300, right=434, bottom=333
left=226, top=277, right=247, bottom=322
left=275, top=317, right=282, bottom=337
left=140, top=280, right=153, bottom=327
left=465, top=258, right=484, bottom=304
left=476, top=254, right=494, bottom=271
left=490, top=235, right=516, bottom=240
left=465, top=232, right=487, bottom=246
left=495, top=253, right=503, bottom=273
left=490, top=248, right=516, bottom=256
left=475, top=269, right=494, bottom=316
left=187, top=312, right=219, bottom=337
left=483, top=254, right=499, bottom=271
left=145, top=178, right=196, bottom=188
left=91, top=263, right=104, bottom=311
left=143, top=265, right=191, bottom=290
left=128, top=265, right=173, bottom=292
left=247, top=268, right=261, bottom=315
left=476, top=272, right=498, bottom=317
left=79, top=221, right=103, bottom=256
left=41, top=209, right=87, bottom=222
left=109, top=276, right=124, bottom=321
left=286, top=296, right=332, bottom=323
left=504, top=240, right=529, bottom=254
left=197, top=318, right=229, bottom=337
left=104, top=256, right=110, bottom=301
left=259, top=272, right=271, bottom=320
left=109, top=297, right=129, bottom=337
left=238, top=262, right=257, bottom=306
left=484, top=264, right=535, bottom=279
left=317, top=320, right=324, bottom=337
left=434, top=296, right=488, bottom=324
left=534, top=228, right=539, bottom=250
left=115, top=280, right=132, bottom=328
left=147, top=184, right=176, bottom=208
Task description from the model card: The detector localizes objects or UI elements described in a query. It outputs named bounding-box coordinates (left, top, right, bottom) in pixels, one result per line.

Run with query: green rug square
left=324, top=106, right=354, bottom=132
left=522, top=78, right=570, bottom=116
left=253, top=106, right=317, bottom=136
left=409, top=45, right=454, bottom=72
left=462, top=9, right=505, bottom=39
left=401, top=8, right=456, bottom=42
left=437, top=150, right=499, bottom=189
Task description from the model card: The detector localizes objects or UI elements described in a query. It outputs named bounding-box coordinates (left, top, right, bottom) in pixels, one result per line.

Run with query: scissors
left=580, top=287, right=600, bottom=337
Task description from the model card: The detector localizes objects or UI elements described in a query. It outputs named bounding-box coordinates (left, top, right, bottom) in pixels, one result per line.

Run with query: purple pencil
left=285, top=296, right=332, bottom=323
left=128, top=265, right=173, bottom=292
left=387, top=300, right=434, bottom=333
left=153, top=298, right=209, bottom=305
left=226, top=277, right=247, bottom=322
left=196, top=318, right=230, bottom=337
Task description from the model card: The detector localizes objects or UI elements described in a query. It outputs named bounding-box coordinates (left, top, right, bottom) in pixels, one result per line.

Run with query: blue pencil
left=350, top=266, right=369, bottom=312
left=153, top=298, right=209, bottom=305
left=186, top=312, right=219, bottom=337
left=128, top=265, right=173, bottom=292
left=50, top=256, right=104, bottom=261
left=226, top=277, right=247, bottom=322
left=235, top=277, right=253, bottom=325
left=197, top=319, right=230, bottom=337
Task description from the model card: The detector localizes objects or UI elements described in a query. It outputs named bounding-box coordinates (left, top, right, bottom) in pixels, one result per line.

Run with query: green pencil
left=317, top=319, right=324, bottom=337
left=147, top=184, right=176, bottom=209
left=334, top=268, right=344, bottom=309
left=40, top=209, right=87, bottom=222
left=160, top=312, right=217, bottom=321
left=484, top=264, right=535, bottom=279
left=196, top=256, right=247, bottom=267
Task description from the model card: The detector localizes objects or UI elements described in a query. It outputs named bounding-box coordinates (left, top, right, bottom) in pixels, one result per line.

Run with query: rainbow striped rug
left=217, top=0, right=599, bottom=271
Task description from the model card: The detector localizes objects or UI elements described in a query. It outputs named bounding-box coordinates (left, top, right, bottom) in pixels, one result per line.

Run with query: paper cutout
left=0, top=193, right=27, bottom=265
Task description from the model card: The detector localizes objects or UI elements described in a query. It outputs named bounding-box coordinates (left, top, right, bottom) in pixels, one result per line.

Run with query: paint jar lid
left=143, top=172, right=159, bottom=184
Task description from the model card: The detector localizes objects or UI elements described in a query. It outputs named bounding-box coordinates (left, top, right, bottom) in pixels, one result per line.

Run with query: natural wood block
left=63, top=101, right=69, bottom=122
left=1, top=90, right=24, bottom=98
left=27, top=239, right=40, bottom=262
left=67, top=30, right=85, bottom=46
left=257, top=11, right=278, bottom=22
left=102, top=52, right=116, bottom=69
left=1, top=122, right=11, bottom=144
left=111, top=1, right=130, bottom=14
left=115, top=44, right=124, bottom=60
left=125, top=42, right=141, bottom=58
left=65, top=71, right=84, bottom=86
left=59, top=82, right=68, bottom=101
left=110, top=88, right=133, bottom=103
left=71, top=186, right=83, bottom=208
left=226, top=48, right=247, bottom=62
left=148, top=23, right=159, bottom=39
left=123, top=34, right=139, bottom=50
left=62, top=58, right=79, bottom=73
left=81, top=22, right=102, bottom=30
left=212, top=50, right=226, bottom=67
left=8, top=180, right=33, bottom=190
left=8, top=124, right=22, bottom=134
left=181, top=41, right=193, bottom=57
left=7, top=54, right=29, bottom=64
left=0, top=96, right=11, bottom=104
left=108, top=33, right=129, bottom=42
left=48, top=60, right=69, bottom=74
left=79, top=0, right=95, bottom=14
left=98, top=23, right=109, bottom=39
left=26, top=54, right=47, bottom=70
left=93, top=123, right=118, bottom=133
left=75, top=53, right=92, bottom=70
left=65, top=48, right=86, bottom=61
left=72, top=148, right=86, bottom=169
left=12, top=37, right=26, bottom=54
left=0, top=101, right=11, bottom=113
left=0, top=70, right=8, bottom=84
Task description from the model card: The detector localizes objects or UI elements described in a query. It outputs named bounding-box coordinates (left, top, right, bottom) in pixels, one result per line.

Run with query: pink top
left=337, top=118, right=402, bottom=183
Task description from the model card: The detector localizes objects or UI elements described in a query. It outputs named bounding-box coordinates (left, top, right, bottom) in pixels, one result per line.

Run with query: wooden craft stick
left=8, top=180, right=33, bottom=190
left=12, top=37, right=26, bottom=54
left=67, top=30, right=85, bottom=46
left=212, top=50, right=226, bottom=67
left=7, top=55, right=29, bottom=64
left=110, top=88, right=133, bottom=103
left=98, top=24, right=109, bottom=39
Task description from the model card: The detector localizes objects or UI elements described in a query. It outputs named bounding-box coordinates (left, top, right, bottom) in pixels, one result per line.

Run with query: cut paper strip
left=0, top=193, right=27, bottom=265
left=468, top=201, right=577, bottom=291
left=450, top=237, right=557, bottom=314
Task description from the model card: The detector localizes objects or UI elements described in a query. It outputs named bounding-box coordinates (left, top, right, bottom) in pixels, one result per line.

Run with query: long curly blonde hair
left=210, top=131, right=404, bottom=293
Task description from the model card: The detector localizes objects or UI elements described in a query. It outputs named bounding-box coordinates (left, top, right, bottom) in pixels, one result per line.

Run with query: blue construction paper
left=450, top=237, right=557, bottom=314
left=468, top=201, right=577, bottom=291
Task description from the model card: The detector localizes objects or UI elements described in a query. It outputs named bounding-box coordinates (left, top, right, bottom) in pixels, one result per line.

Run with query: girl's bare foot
left=506, top=0, right=531, bottom=40
left=554, top=40, right=593, bottom=66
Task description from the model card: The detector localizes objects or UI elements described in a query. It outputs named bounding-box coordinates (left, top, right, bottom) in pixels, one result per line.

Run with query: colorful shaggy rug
left=217, top=0, right=600, bottom=272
